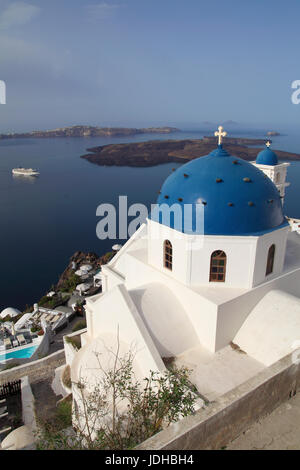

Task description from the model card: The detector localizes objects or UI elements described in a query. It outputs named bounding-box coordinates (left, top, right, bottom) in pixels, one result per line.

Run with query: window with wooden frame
left=164, top=240, right=173, bottom=270
left=266, top=244, right=275, bottom=276
left=209, top=250, right=226, bottom=282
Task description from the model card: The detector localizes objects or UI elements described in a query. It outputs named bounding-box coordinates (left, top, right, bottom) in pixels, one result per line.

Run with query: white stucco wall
left=63, top=328, right=87, bottom=366
left=189, top=235, right=257, bottom=288
left=147, top=219, right=191, bottom=285
left=215, top=265, right=300, bottom=351
left=82, top=284, right=165, bottom=376
left=84, top=216, right=298, bottom=362
left=110, top=248, right=218, bottom=351
left=147, top=219, right=287, bottom=290
left=252, top=162, right=290, bottom=200
left=233, top=289, right=300, bottom=366
left=252, top=226, right=288, bottom=286
left=130, top=283, right=199, bottom=357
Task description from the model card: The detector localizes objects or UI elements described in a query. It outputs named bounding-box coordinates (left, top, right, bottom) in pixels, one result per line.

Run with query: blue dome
left=256, top=148, right=278, bottom=166
left=151, top=145, right=287, bottom=236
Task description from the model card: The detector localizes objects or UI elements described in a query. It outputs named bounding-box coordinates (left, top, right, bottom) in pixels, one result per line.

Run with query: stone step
left=0, top=426, right=11, bottom=435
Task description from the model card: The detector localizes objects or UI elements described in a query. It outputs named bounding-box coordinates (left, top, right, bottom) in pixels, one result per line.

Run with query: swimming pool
left=0, top=345, right=38, bottom=362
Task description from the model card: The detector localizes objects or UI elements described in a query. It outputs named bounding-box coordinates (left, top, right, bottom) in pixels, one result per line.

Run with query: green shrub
left=31, top=325, right=40, bottom=333
left=56, top=399, right=72, bottom=428
left=23, top=304, right=34, bottom=314
left=65, top=335, right=81, bottom=350
left=38, top=296, right=49, bottom=306
left=101, top=251, right=115, bottom=264
left=2, top=362, right=20, bottom=370
left=62, top=365, right=72, bottom=389
left=35, top=398, right=72, bottom=448
left=60, top=275, right=81, bottom=293
left=72, top=320, right=86, bottom=333
left=38, top=293, right=70, bottom=309
left=35, top=346, right=197, bottom=450
left=2, top=315, right=12, bottom=322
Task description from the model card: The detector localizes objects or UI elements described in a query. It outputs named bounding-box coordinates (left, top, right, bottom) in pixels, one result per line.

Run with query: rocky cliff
left=0, top=126, right=179, bottom=140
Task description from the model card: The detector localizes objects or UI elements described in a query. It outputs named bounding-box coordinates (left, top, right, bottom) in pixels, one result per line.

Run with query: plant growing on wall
left=35, top=339, right=198, bottom=450
left=71, top=320, right=87, bottom=333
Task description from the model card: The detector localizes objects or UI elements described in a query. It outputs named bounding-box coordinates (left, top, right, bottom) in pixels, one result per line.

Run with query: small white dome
left=0, top=307, right=21, bottom=319
left=112, top=244, right=122, bottom=251
left=80, top=264, right=92, bottom=272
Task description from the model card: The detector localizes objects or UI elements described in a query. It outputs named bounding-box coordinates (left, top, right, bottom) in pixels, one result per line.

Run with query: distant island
left=0, top=125, right=179, bottom=139
left=81, top=137, right=300, bottom=167
left=267, top=131, right=280, bottom=136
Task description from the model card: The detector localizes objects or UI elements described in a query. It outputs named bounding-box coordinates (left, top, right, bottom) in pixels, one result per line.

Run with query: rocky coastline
left=55, top=250, right=115, bottom=291
left=0, top=125, right=179, bottom=140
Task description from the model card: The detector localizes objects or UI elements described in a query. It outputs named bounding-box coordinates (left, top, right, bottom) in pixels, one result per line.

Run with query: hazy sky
left=0, top=0, right=299, bottom=132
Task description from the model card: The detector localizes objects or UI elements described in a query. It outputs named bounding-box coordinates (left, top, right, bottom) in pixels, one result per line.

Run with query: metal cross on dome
left=215, top=126, right=227, bottom=146
left=266, top=141, right=271, bottom=148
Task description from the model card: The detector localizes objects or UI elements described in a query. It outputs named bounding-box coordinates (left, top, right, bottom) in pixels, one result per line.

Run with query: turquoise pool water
left=0, top=345, right=38, bottom=362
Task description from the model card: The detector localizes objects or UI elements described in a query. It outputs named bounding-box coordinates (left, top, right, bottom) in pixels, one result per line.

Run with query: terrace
left=0, top=325, right=39, bottom=352
left=0, top=325, right=41, bottom=366
left=30, top=308, right=68, bottom=331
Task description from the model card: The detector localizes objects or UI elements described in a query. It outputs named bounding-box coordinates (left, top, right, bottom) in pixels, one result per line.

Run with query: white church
left=67, top=127, right=300, bottom=408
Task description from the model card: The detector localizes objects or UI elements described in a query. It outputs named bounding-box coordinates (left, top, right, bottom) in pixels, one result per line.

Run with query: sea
left=0, top=129, right=299, bottom=312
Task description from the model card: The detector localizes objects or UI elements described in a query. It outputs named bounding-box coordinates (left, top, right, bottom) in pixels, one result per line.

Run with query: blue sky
left=0, top=0, right=299, bottom=132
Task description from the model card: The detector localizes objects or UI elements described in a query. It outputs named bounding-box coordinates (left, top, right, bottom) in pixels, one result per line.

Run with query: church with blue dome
left=256, top=145, right=278, bottom=166
left=253, top=139, right=290, bottom=201
left=65, top=126, right=300, bottom=422
left=148, top=129, right=290, bottom=290
left=152, top=141, right=287, bottom=236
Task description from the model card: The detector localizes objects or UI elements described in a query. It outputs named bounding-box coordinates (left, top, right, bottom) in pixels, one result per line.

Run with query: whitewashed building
left=65, top=129, right=300, bottom=412
left=252, top=141, right=290, bottom=202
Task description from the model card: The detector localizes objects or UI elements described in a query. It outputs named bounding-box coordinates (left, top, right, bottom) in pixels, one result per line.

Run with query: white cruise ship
left=12, top=167, right=40, bottom=176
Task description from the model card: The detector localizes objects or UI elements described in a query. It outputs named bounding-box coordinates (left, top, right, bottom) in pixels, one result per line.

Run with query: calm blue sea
left=0, top=129, right=299, bottom=311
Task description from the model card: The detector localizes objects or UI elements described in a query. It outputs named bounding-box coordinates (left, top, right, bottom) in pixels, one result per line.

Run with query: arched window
left=209, top=250, right=226, bottom=282
left=266, top=244, right=275, bottom=276
left=164, top=240, right=173, bottom=270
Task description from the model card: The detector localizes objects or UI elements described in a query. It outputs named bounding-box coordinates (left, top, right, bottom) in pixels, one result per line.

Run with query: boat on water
left=12, top=167, right=40, bottom=176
